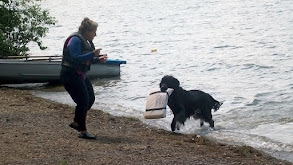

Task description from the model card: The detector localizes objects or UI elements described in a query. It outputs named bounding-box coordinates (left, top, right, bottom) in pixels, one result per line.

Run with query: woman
left=60, top=17, right=107, bottom=139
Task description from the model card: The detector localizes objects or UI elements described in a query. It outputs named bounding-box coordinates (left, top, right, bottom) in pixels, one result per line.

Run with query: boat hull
left=0, top=59, right=126, bottom=84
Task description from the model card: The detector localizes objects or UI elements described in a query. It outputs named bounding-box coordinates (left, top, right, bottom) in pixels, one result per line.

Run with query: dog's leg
left=171, top=116, right=177, bottom=132
left=176, top=122, right=180, bottom=131
left=202, top=105, right=215, bottom=128
left=195, top=109, right=204, bottom=127
left=200, top=118, right=204, bottom=127
left=208, top=119, right=214, bottom=128
left=171, top=111, right=185, bottom=131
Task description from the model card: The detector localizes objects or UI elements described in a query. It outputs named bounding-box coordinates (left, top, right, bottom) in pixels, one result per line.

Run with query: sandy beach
left=0, top=87, right=291, bottom=165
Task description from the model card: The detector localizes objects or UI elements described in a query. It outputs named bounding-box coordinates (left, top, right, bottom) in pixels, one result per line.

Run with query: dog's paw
left=175, top=122, right=181, bottom=131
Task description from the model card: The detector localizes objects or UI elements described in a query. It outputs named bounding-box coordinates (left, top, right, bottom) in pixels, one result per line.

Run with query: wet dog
left=160, top=75, right=222, bottom=132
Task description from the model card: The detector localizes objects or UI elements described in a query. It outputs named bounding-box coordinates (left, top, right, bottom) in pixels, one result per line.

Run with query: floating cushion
left=144, top=88, right=174, bottom=119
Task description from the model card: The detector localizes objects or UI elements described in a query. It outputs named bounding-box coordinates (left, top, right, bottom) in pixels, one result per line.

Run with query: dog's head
left=159, top=75, right=180, bottom=92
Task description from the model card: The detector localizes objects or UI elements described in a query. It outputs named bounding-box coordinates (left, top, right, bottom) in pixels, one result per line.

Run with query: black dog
left=160, top=75, right=222, bottom=132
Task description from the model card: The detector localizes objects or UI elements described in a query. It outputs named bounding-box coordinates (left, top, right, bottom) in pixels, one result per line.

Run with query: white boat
left=0, top=56, right=126, bottom=84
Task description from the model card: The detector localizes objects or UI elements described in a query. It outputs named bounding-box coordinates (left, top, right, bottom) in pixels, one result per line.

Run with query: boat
left=0, top=56, right=126, bottom=84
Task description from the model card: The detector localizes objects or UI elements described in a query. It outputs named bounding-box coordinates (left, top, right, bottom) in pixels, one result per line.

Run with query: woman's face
left=84, top=28, right=97, bottom=41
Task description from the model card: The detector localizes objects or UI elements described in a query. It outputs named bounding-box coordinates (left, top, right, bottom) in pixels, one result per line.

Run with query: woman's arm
left=68, top=36, right=94, bottom=63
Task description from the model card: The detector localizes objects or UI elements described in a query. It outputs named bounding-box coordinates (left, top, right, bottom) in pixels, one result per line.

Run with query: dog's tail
left=213, top=101, right=223, bottom=112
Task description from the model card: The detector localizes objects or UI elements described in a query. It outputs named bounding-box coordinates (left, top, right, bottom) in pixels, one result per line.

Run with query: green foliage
left=61, top=160, right=68, bottom=165
left=0, top=0, right=56, bottom=56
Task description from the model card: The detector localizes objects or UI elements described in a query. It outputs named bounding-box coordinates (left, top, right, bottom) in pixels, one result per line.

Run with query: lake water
left=30, top=0, right=293, bottom=162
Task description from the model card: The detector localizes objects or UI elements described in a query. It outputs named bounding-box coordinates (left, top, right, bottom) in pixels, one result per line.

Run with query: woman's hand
left=93, top=48, right=107, bottom=63
left=93, top=48, right=102, bottom=56
left=99, top=54, right=107, bottom=63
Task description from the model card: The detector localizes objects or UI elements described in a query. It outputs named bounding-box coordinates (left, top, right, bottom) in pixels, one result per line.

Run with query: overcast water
left=29, top=0, right=293, bottom=162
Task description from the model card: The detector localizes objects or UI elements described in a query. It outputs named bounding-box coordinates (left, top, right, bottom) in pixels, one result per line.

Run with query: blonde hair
left=78, top=17, right=98, bottom=34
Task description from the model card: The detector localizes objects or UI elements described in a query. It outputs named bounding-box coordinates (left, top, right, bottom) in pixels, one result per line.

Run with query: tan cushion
left=144, top=88, right=173, bottom=119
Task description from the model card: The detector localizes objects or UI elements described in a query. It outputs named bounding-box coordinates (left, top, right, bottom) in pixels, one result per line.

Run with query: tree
left=0, top=0, right=56, bottom=57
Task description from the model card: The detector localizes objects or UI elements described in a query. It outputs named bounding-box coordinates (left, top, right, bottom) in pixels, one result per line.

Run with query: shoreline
left=0, top=87, right=291, bottom=165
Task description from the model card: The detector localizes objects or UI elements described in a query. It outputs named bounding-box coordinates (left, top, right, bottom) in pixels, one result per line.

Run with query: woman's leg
left=84, top=77, right=95, bottom=110
left=70, top=81, right=88, bottom=131
left=61, top=71, right=89, bottom=131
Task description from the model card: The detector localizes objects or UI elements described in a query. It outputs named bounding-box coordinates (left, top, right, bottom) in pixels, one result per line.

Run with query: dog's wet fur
left=160, top=75, right=222, bottom=132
